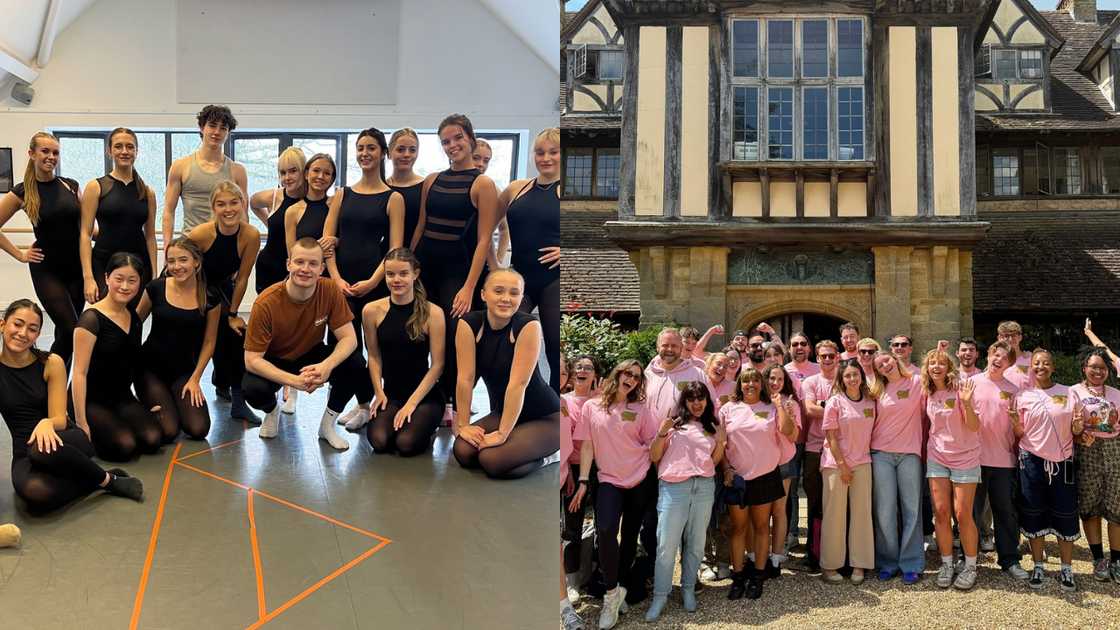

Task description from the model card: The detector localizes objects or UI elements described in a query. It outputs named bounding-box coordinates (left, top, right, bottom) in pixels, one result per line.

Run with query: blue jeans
left=654, top=476, right=716, bottom=597
left=871, top=451, right=925, bottom=574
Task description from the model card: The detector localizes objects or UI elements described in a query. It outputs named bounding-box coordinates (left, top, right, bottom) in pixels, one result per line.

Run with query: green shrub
left=560, top=315, right=675, bottom=373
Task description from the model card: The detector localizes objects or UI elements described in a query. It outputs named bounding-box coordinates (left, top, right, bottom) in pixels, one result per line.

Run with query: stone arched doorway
left=731, top=299, right=870, bottom=349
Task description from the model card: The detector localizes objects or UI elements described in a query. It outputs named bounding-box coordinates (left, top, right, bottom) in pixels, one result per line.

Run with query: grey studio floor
left=0, top=323, right=556, bottom=630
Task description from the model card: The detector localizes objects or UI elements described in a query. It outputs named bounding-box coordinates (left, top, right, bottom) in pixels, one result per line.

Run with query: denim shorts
left=779, top=443, right=805, bottom=480
left=926, top=459, right=981, bottom=484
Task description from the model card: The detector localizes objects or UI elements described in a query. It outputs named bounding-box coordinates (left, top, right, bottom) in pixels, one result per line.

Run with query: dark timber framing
left=871, top=21, right=890, bottom=217
left=916, top=26, right=933, bottom=217
left=618, top=24, right=640, bottom=218
left=709, top=23, right=724, bottom=219
left=664, top=26, right=683, bottom=219
left=958, top=27, right=977, bottom=217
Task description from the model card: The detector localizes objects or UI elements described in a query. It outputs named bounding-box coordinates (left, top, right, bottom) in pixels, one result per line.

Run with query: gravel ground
left=572, top=537, right=1120, bottom=629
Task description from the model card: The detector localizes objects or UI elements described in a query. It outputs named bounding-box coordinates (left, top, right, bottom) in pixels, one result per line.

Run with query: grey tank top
left=180, top=153, right=233, bottom=233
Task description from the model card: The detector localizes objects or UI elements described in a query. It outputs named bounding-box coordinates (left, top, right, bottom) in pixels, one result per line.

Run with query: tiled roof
left=977, top=10, right=1120, bottom=131
left=561, top=114, right=622, bottom=130
left=561, top=210, right=640, bottom=312
left=973, top=209, right=1120, bottom=311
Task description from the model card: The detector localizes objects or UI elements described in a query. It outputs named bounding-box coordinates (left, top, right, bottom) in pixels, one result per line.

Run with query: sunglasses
left=818, top=354, right=837, bottom=360
left=791, top=341, right=809, bottom=347
left=858, top=349, right=876, bottom=355
left=621, top=371, right=642, bottom=379
left=749, top=343, right=764, bottom=349
left=890, top=342, right=910, bottom=348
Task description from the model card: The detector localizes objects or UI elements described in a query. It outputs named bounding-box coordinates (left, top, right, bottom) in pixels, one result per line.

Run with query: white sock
left=1061, top=563, right=1072, bottom=572
left=965, top=556, right=977, bottom=568
left=259, top=407, right=280, bottom=439
left=342, top=404, right=371, bottom=430
left=771, top=553, right=786, bottom=566
left=319, top=409, right=350, bottom=450
left=747, top=552, right=755, bottom=562
left=941, top=555, right=953, bottom=565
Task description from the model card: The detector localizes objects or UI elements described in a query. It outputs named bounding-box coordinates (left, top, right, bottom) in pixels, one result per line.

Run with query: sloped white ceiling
left=478, top=0, right=560, bottom=75
left=0, top=0, right=97, bottom=83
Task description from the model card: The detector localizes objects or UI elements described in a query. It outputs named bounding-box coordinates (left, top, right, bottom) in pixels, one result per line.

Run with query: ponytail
left=22, top=132, right=58, bottom=225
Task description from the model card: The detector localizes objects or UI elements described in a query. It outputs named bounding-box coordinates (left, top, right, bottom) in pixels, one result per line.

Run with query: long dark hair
left=356, top=127, right=388, bottom=182
left=383, top=248, right=429, bottom=341
left=730, top=366, right=771, bottom=404
left=2, top=299, right=50, bottom=364
left=166, top=236, right=209, bottom=315
left=672, top=381, right=718, bottom=435
left=1080, top=346, right=1114, bottom=384
left=833, top=358, right=871, bottom=398
left=762, top=364, right=800, bottom=404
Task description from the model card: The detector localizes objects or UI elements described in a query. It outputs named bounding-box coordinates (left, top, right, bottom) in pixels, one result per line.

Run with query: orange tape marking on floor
left=175, top=438, right=244, bottom=463
left=170, top=445, right=392, bottom=629
left=248, top=488, right=266, bottom=620
left=129, top=442, right=183, bottom=630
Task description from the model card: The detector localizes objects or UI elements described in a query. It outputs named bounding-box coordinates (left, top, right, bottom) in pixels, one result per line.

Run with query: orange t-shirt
left=244, top=279, right=352, bottom=361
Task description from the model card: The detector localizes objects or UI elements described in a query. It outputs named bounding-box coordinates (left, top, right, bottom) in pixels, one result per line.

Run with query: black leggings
left=452, top=410, right=559, bottom=479
left=29, top=262, right=84, bottom=365
left=12, top=428, right=107, bottom=514
left=135, top=368, right=211, bottom=441
left=520, top=277, right=560, bottom=393
left=366, top=396, right=444, bottom=456
left=83, top=394, right=163, bottom=462
left=326, top=293, right=376, bottom=406
left=211, top=319, right=246, bottom=391
left=242, top=344, right=365, bottom=414
left=422, top=259, right=486, bottom=403
left=562, top=462, right=599, bottom=574
left=596, top=472, right=657, bottom=590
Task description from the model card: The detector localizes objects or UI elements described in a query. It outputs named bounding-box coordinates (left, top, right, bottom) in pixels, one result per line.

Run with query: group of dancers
left=0, top=105, right=561, bottom=516
left=559, top=319, right=1120, bottom=630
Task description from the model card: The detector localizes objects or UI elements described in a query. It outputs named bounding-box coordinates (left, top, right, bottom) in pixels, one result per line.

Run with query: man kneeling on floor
left=242, top=237, right=363, bottom=450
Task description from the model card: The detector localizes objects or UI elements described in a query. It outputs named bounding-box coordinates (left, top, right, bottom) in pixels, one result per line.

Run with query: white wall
left=0, top=0, right=560, bottom=308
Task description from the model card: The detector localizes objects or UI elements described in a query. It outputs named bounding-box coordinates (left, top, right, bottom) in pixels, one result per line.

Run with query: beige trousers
left=821, top=463, right=874, bottom=570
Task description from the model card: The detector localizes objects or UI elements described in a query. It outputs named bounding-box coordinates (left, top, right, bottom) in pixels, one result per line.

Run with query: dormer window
left=991, top=47, right=1045, bottom=80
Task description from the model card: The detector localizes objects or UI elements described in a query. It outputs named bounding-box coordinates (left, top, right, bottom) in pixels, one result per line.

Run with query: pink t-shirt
left=645, top=357, right=706, bottom=427
left=778, top=403, right=803, bottom=465
left=840, top=350, right=858, bottom=361
left=820, top=393, right=875, bottom=469
left=925, top=387, right=981, bottom=469
left=971, top=372, right=1020, bottom=468
left=704, top=375, right=736, bottom=415
left=657, top=421, right=718, bottom=482
left=584, top=399, right=658, bottom=489
left=719, top=400, right=782, bottom=480
left=801, top=372, right=835, bottom=453
left=561, top=399, right=574, bottom=487
left=1070, top=382, right=1120, bottom=439
left=785, top=360, right=821, bottom=385
left=1016, top=384, right=1074, bottom=462
left=959, top=366, right=981, bottom=380
left=870, top=373, right=924, bottom=455
left=1004, top=353, right=1033, bottom=390
left=561, top=392, right=593, bottom=465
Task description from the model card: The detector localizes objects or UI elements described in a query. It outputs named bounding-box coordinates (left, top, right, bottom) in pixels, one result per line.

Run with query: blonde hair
left=389, top=128, right=419, bottom=150
left=921, top=349, right=960, bottom=395
left=868, top=350, right=912, bottom=398
left=209, top=179, right=246, bottom=212
left=277, top=146, right=307, bottom=172
left=22, top=132, right=61, bottom=225
left=535, top=127, right=560, bottom=148
left=474, top=138, right=492, bottom=154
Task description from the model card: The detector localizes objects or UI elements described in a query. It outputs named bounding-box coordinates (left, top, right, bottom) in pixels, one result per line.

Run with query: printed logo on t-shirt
left=898, top=389, right=910, bottom=399
left=999, top=390, right=1011, bottom=401
left=676, top=380, right=694, bottom=392
left=719, top=394, right=730, bottom=404
left=862, top=407, right=873, bottom=418
left=1082, top=396, right=1118, bottom=433
left=1017, top=365, right=1028, bottom=373
left=314, top=315, right=329, bottom=327
left=621, top=410, right=637, bottom=423
left=944, top=398, right=957, bottom=409
left=1050, top=395, right=1067, bottom=406
left=754, top=411, right=769, bottom=419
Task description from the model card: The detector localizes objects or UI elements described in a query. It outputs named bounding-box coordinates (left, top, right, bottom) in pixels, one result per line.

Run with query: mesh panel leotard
left=255, top=193, right=300, bottom=293
left=92, top=175, right=149, bottom=264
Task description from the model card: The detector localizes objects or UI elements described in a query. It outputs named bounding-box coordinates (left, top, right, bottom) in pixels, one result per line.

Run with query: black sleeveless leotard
left=255, top=193, right=300, bottom=292
left=295, top=196, right=329, bottom=241
left=92, top=174, right=149, bottom=265
left=141, top=277, right=220, bottom=383
left=376, top=299, right=442, bottom=404
left=0, top=359, right=49, bottom=459
left=462, top=310, right=558, bottom=420
left=418, top=168, right=481, bottom=265
left=202, top=225, right=241, bottom=301
left=506, top=179, right=560, bottom=291
left=336, top=188, right=391, bottom=283
left=13, top=177, right=82, bottom=275
left=388, top=181, right=422, bottom=249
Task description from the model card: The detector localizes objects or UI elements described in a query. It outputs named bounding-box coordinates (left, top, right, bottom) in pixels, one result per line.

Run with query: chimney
left=1057, top=0, right=1098, bottom=23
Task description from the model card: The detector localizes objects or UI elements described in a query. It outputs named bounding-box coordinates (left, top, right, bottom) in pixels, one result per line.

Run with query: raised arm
left=0, top=192, right=36, bottom=263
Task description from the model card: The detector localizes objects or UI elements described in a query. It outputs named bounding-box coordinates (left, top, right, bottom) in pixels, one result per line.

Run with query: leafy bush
left=560, top=315, right=674, bottom=373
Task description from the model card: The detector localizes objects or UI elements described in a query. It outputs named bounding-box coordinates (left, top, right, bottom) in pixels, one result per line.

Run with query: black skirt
left=725, top=466, right=785, bottom=507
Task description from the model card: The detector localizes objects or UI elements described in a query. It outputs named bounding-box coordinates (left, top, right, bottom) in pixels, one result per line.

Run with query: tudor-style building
left=562, top=0, right=1120, bottom=349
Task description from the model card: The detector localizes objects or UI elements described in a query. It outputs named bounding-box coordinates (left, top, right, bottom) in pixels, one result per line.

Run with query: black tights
left=366, top=397, right=443, bottom=456
left=84, top=395, right=162, bottom=462
left=211, top=319, right=246, bottom=391
left=595, top=473, right=657, bottom=590
left=422, top=262, right=486, bottom=403
left=136, top=369, right=211, bottom=442
left=520, top=277, right=560, bottom=393
left=326, top=293, right=376, bottom=406
left=11, top=427, right=106, bottom=513
left=452, top=411, right=559, bottom=479
left=29, top=263, right=84, bottom=365
left=562, top=462, right=598, bottom=574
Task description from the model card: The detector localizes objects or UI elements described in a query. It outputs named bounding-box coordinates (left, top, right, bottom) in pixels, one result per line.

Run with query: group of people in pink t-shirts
left=558, top=318, right=1120, bottom=630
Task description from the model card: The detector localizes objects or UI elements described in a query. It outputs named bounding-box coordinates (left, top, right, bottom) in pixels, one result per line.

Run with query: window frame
left=801, top=86, right=829, bottom=161
left=992, top=148, right=1020, bottom=196
left=727, top=15, right=868, bottom=162
left=598, top=50, right=625, bottom=81
left=561, top=147, right=619, bottom=200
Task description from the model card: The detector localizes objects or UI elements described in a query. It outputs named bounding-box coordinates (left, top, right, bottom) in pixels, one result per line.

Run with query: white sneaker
left=598, top=586, right=626, bottom=630
left=340, top=406, right=370, bottom=431
left=1005, top=563, right=1030, bottom=580
left=319, top=413, right=350, bottom=451
left=543, top=450, right=562, bottom=466
left=259, top=408, right=280, bottom=439
left=565, top=573, right=582, bottom=604
left=936, top=562, right=954, bottom=588
left=281, top=388, right=297, bottom=414
left=954, top=565, right=977, bottom=590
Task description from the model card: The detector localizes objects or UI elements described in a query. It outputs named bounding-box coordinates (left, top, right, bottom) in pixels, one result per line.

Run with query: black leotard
left=376, top=299, right=441, bottom=403
left=462, top=310, right=558, bottom=420
left=77, top=308, right=142, bottom=403
left=141, top=277, right=219, bottom=382
left=336, top=188, right=391, bottom=283
left=388, top=181, right=422, bottom=249
left=202, top=225, right=241, bottom=300
left=92, top=175, right=148, bottom=263
left=255, top=193, right=300, bottom=292
left=295, top=196, right=329, bottom=241
left=418, top=168, right=480, bottom=263
left=0, top=359, right=49, bottom=459
left=13, top=177, right=82, bottom=273
left=506, top=179, right=560, bottom=290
